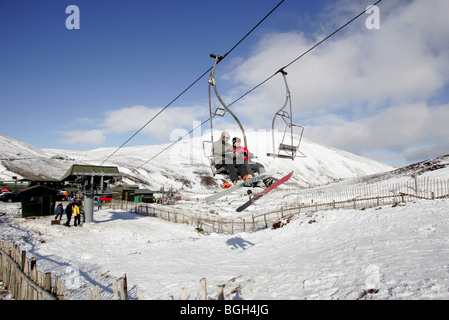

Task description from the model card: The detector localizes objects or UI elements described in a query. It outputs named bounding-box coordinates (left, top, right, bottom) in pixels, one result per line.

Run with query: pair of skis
left=205, top=171, right=294, bottom=212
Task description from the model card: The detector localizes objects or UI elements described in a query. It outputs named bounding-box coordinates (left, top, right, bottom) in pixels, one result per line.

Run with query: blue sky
left=1, top=0, right=449, bottom=168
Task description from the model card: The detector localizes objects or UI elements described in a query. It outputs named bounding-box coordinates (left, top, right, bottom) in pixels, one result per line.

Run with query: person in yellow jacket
left=73, top=202, right=81, bottom=226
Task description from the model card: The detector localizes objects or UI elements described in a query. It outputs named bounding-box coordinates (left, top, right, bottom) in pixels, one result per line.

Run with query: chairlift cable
left=138, top=0, right=383, bottom=165
left=281, top=0, right=383, bottom=71
left=100, top=67, right=211, bottom=166
left=137, top=118, right=211, bottom=169
left=100, top=0, right=285, bottom=166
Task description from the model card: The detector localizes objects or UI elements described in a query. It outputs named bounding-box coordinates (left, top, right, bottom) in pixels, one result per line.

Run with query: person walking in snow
left=65, top=202, right=73, bottom=227
left=54, top=202, right=64, bottom=220
left=213, top=131, right=252, bottom=187
left=73, top=201, right=81, bottom=226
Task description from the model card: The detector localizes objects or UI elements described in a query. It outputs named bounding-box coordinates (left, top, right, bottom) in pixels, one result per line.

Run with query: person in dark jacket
left=65, top=202, right=73, bottom=227
left=213, top=131, right=253, bottom=187
left=54, top=203, right=64, bottom=220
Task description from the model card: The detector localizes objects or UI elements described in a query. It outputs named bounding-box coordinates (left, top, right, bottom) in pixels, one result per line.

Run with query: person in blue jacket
left=54, top=203, right=64, bottom=220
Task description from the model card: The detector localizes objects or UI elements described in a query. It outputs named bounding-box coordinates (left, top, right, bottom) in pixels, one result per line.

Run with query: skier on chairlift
left=213, top=131, right=253, bottom=188
left=233, top=137, right=276, bottom=187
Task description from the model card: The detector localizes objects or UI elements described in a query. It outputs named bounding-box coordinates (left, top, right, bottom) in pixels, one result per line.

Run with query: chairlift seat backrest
left=279, top=143, right=298, bottom=152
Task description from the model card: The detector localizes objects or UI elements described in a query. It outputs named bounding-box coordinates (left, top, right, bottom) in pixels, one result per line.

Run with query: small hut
left=20, top=185, right=59, bottom=218
left=112, top=185, right=139, bottom=202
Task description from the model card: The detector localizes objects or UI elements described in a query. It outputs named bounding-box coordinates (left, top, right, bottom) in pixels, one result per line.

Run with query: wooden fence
left=0, top=241, right=56, bottom=300
left=0, top=240, right=226, bottom=300
left=123, top=177, right=449, bottom=235
left=167, top=277, right=226, bottom=300
left=0, top=241, right=138, bottom=300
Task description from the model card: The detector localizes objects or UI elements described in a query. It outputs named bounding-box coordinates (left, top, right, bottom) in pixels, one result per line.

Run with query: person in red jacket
left=233, top=137, right=276, bottom=187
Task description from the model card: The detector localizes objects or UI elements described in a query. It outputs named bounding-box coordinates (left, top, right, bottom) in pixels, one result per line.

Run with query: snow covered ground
left=1, top=134, right=448, bottom=300
left=1, top=196, right=449, bottom=300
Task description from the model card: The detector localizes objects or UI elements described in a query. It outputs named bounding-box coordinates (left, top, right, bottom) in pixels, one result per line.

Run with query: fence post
left=44, top=272, right=52, bottom=293
left=20, top=250, right=26, bottom=271
left=0, top=250, right=3, bottom=283
left=199, top=278, right=207, bottom=300
left=137, top=290, right=144, bottom=300
left=94, top=285, right=100, bottom=300
left=120, top=274, right=128, bottom=300
left=217, top=284, right=225, bottom=300
left=113, top=277, right=119, bottom=300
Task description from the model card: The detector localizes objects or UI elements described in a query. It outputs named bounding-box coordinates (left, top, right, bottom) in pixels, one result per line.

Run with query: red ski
left=236, top=171, right=294, bottom=212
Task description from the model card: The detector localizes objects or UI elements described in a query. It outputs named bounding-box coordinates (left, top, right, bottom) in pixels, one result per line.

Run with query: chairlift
left=203, top=54, right=249, bottom=176
left=266, top=69, right=305, bottom=160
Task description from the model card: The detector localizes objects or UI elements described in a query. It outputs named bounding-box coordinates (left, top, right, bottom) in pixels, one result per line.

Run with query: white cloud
left=306, top=102, right=449, bottom=161
left=101, top=104, right=207, bottom=141
left=220, top=0, right=449, bottom=166
left=59, top=129, right=106, bottom=146
left=59, top=104, right=209, bottom=147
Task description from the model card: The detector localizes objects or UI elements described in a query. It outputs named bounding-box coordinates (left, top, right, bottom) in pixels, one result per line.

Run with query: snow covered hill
left=1, top=133, right=449, bottom=301
left=1, top=132, right=394, bottom=193
left=0, top=134, right=70, bottom=180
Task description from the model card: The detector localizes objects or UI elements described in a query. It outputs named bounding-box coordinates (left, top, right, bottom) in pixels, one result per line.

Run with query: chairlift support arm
left=268, top=69, right=304, bottom=160
left=209, top=54, right=248, bottom=152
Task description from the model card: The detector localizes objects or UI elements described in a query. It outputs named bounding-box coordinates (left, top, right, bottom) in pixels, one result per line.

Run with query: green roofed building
left=60, top=164, right=122, bottom=223
left=61, top=164, right=121, bottom=185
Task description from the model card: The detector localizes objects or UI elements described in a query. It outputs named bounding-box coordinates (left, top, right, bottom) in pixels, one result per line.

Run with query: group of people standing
left=213, top=131, right=276, bottom=188
left=54, top=198, right=84, bottom=227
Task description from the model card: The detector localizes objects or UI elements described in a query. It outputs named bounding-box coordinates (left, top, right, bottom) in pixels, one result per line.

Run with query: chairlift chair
left=266, top=69, right=305, bottom=160
left=203, top=54, right=249, bottom=176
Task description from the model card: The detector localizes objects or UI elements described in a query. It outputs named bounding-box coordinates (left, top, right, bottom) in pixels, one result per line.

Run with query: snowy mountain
left=0, top=134, right=70, bottom=180
left=1, top=132, right=394, bottom=192
left=1, top=132, right=449, bottom=301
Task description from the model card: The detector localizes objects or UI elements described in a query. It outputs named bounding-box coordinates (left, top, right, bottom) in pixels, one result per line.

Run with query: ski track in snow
left=1, top=198, right=449, bottom=300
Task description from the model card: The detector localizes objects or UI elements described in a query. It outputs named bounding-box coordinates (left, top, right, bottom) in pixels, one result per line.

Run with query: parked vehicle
left=0, top=192, right=21, bottom=203
left=99, top=195, right=113, bottom=202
